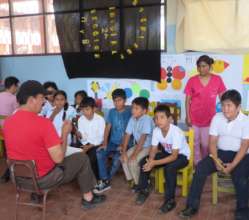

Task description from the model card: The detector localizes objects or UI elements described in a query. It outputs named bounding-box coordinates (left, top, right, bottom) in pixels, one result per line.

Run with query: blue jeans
left=96, top=143, right=121, bottom=180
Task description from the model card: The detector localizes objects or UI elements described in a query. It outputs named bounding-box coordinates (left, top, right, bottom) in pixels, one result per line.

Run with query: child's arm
left=120, top=133, right=131, bottom=163
left=129, top=134, right=148, bottom=161
left=185, top=95, right=191, bottom=126
left=101, top=123, right=111, bottom=148
left=148, top=145, right=158, bottom=161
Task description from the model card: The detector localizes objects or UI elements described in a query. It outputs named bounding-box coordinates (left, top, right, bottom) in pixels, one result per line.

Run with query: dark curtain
left=53, top=0, right=164, bottom=81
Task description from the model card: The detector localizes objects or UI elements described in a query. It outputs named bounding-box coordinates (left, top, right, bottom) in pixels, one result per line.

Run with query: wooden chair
left=7, top=159, right=52, bottom=220
left=154, top=128, right=194, bottom=197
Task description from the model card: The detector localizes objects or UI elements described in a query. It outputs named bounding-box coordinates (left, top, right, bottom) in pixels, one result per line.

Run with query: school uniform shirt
left=78, top=113, right=105, bottom=146
left=209, top=112, right=249, bottom=152
left=40, top=100, right=53, bottom=117
left=46, top=105, right=77, bottom=144
left=152, top=124, right=190, bottom=159
left=125, top=114, right=153, bottom=148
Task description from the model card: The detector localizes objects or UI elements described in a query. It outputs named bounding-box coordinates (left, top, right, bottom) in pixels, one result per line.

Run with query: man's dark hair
left=221, top=90, right=241, bottom=107
left=154, top=105, right=171, bottom=118
left=112, top=88, right=126, bottom=100
left=4, top=76, right=19, bottom=89
left=43, top=81, right=58, bottom=91
left=132, top=97, right=149, bottom=110
left=80, top=97, right=96, bottom=109
left=17, top=80, right=46, bottom=105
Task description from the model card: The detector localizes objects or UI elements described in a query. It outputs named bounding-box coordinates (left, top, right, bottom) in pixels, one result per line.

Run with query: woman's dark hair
left=221, top=90, right=241, bottom=107
left=43, top=81, right=58, bottom=91
left=54, top=90, right=68, bottom=120
left=154, top=105, right=171, bottom=118
left=196, top=55, right=214, bottom=67
left=74, top=90, right=87, bottom=99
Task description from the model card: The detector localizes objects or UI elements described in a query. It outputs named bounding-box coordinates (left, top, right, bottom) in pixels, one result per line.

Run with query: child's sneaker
left=135, top=189, right=150, bottom=205
left=131, top=184, right=139, bottom=193
left=159, top=199, right=176, bottom=214
left=93, top=180, right=111, bottom=194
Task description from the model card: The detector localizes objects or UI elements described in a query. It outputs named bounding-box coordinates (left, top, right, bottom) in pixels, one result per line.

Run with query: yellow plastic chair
left=0, top=115, right=7, bottom=157
left=154, top=128, right=194, bottom=197
left=211, top=171, right=235, bottom=205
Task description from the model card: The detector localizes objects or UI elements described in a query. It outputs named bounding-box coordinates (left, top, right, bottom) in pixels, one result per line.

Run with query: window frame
left=0, top=0, right=166, bottom=57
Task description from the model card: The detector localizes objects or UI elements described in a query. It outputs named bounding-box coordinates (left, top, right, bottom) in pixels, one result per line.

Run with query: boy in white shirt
left=135, top=105, right=189, bottom=214
left=78, top=97, right=105, bottom=180
left=179, top=90, right=249, bottom=220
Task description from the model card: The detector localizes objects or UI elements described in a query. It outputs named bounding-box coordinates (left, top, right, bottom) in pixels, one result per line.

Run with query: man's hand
left=185, top=116, right=192, bottom=127
left=143, top=158, right=155, bottom=172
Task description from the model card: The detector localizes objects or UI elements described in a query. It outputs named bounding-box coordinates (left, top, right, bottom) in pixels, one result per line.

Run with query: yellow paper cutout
left=127, top=49, right=132, bottom=55
left=90, top=9, right=96, bottom=14
left=243, top=54, right=249, bottom=84
left=139, top=7, right=144, bottom=13
left=140, top=26, right=147, bottom=32
left=94, top=45, right=100, bottom=51
left=81, top=17, right=87, bottom=23
left=82, top=39, right=90, bottom=45
left=91, top=16, right=98, bottom=21
left=172, top=79, right=182, bottom=90
left=132, top=0, right=138, bottom=6
left=109, top=12, right=116, bottom=18
left=92, top=31, right=100, bottom=37
left=94, top=53, right=101, bottom=59
left=133, top=43, right=138, bottom=48
left=92, top=24, right=99, bottom=29
left=157, top=80, right=167, bottom=90
left=140, top=17, right=147, bottom=23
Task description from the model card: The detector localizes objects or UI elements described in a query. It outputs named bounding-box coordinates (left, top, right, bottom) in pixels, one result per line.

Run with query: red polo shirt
left=3, top=110, right=61, bottom=177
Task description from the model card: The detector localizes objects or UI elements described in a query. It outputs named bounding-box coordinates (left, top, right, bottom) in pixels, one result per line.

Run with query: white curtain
left=176, top=0, right=249, bottom=53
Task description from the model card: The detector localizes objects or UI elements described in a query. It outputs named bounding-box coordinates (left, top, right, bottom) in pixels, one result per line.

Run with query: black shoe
left=179, top=207, right=198, bottom=218
left=135, top=190, right=150, bottom=205
left=30, top=193, right=43, bottom=204
left=93, top=180, right=111, bottom=194
left=159, top=199, right=176, bottom=214
left=235, top=209, right=249, bottom=220
left=131, top=184, right=139, bottom=193
left=82, top=194, right=106, bottom=209
left=0, top=169, right=10, bottom=183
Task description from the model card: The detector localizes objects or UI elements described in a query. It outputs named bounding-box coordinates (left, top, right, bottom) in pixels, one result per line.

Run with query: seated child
left=40, top=81, right=58, bottom=117
left=135, top=105, right=190, bottom=214
left=121, top=97, right=154, bottom=190
left=95, top=89, right=131, bottom=193
left=73, top=90, right=88, bottom=114
left=46, top=90, right=81, bottom=156
left=78, top=97, right=105, bottom=181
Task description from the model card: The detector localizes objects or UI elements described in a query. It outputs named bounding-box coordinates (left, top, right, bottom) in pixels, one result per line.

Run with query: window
left=0, top=0, right=165, bottom=56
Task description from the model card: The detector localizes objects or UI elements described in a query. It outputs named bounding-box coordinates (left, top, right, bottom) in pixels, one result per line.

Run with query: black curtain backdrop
left=53, top=0, right=163, bottom=81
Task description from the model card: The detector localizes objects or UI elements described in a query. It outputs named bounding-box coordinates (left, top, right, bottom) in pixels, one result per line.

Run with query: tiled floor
left=0, top=159, right=236, bottom=220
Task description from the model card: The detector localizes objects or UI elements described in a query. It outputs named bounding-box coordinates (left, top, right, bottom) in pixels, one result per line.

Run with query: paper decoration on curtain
left=53, top=0, right=163, bottom=81
left=176, top=0, right=249, bottom=53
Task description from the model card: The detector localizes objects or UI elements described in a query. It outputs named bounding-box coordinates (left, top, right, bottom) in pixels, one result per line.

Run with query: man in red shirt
left=3, top=80, right=106, bottom=209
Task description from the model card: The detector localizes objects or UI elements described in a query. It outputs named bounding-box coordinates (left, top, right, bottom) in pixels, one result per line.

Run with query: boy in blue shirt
left=121, top=97, right=154, bottom=190
left=95, top=89, right=131, bottom=193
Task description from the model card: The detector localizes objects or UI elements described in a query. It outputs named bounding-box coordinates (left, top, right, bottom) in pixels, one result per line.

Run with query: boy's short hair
left=132, top=97, right=149, bottom=110
left=221, top=90, right=241, bottom=107
left=43, top=81, right=58, bottom=91
left=74, top=90, right=87, bottom=99
left=154, top=105, right=171, bottom=118
left=17, top=80, right=46, bottom=105
left=112, top=88, right=126, bottom=100
left=4, top=76, right=19, bottom=89
left=80, top=97, right=96, bottom=108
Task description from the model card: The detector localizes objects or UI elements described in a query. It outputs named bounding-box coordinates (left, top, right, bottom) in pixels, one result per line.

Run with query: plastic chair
left=154, top=128, right=194, bottom=197
left=211, top=171, right=235, bottom=205
left=7, top=159, right=52, bottom=220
